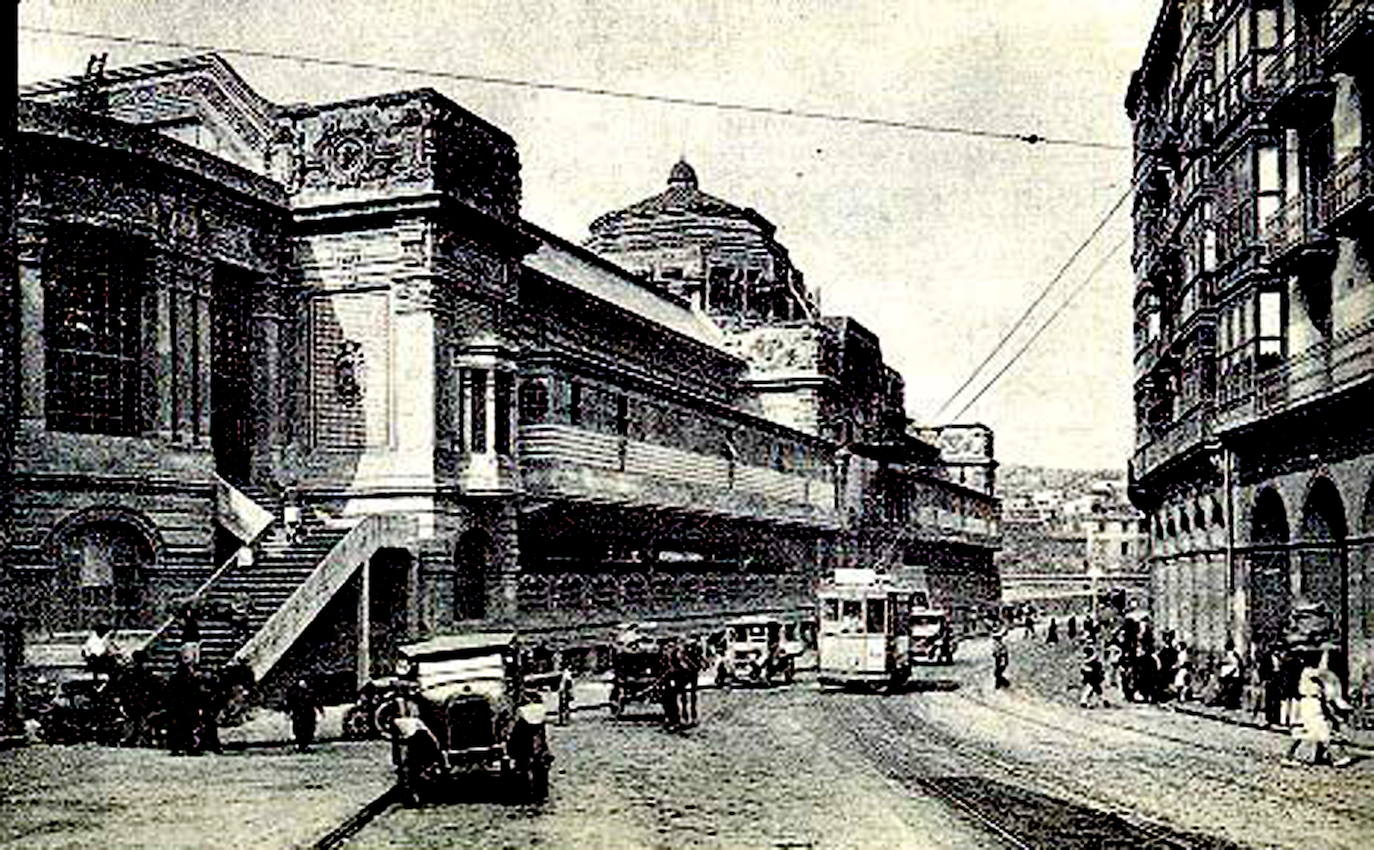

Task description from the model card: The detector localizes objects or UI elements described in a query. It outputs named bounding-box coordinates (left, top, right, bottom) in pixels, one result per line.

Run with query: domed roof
left=588, top=159, right=775, bottom=236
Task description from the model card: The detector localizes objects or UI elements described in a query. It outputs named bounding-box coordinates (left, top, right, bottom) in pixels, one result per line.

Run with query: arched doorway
left=54, top=519, right=155, bottom=630
left=1249, top=487, right=1291, bottom=650
left=454, top=529, right=491, bottom=622
left=1299, top=477, right=1348, bottom=655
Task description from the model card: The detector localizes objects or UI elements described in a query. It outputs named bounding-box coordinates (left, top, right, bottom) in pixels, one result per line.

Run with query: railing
left=1216, top=197, right=1261, bottom=267
left=1324, top=1, right=1374, bottom=60
left=1264, top=33, right=1324, bottom=111
left=519, top=424, right=837, bottom=523
left=1217, top=319, right=1374, bottom=427
left=142, top=549, right=246, bottom=656
left=1263, top=192, right=1325, bottom=258
left=515, top=569, right=811, bottom=623
left=1321, top=146, right=1373, bottom=228
left=1133, top=402, right=1212, bottom=479
left=233, top=512, right=417, bottom=681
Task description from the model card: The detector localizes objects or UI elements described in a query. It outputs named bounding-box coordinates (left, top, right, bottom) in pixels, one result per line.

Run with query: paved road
left=347, top=640, right=1374, bottom=850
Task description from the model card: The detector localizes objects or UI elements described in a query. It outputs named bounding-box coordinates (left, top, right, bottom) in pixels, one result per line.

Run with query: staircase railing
left=142, top=548, right=244, bottom=655
left=233, top=513, right=417, bottom=682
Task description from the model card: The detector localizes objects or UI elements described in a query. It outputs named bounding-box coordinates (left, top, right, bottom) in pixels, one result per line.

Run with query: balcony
left=1324, top=1, right=1374, bottom=71
left=1212, top=53, right=1278, bottom=140
left=1263, top=192, right=1336, bottom=271
left=1262, top=35, right=1334, bottom=127
left=1132, top=402, right=1212, bottom=481
left=518, top=424, right=838, bottom=529
left=1321, top=146, right=1374, bottom=235
left=1216, top=198, right=1265, bottom=271
left=1215, top=319, right=1374, bottom=431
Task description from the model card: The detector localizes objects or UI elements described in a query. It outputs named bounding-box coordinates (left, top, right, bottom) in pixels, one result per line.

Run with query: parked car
left=718, top=616, right=795, bottom=686
left=378, top=632, right=552, bottom=804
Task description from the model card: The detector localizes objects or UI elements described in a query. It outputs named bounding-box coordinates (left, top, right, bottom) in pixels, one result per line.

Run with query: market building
left=7, top=54, right=1000, bottom=696
left=1126, top=1, right=1373, bottom=701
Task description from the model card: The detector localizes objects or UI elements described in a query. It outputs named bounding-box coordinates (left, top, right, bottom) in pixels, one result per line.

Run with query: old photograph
left=4, top=1, right=1373, bottom=848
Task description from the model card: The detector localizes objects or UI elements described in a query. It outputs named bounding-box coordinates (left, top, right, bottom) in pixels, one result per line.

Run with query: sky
left=17, top=0, right=1162, bottom=470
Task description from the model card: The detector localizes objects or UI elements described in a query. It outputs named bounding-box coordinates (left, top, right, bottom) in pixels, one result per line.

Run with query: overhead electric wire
left=950, top=233, right=1130, bottom=422
left=932, top=179, right=1138, bottom=421
left=19, top=24, right=1128, bottom=152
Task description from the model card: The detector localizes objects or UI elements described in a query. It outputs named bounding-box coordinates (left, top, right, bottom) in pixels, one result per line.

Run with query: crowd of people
left=1020, top=607, right=1359, bottom=769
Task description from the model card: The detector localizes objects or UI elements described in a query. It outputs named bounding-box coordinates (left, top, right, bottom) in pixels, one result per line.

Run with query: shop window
left=44, top=228, right=144, bottom=435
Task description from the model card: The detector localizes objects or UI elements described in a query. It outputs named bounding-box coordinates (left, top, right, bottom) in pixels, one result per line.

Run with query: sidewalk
left=996, top=624, right=1374, bottom=752
left=0, top=709, right=394, bottom=850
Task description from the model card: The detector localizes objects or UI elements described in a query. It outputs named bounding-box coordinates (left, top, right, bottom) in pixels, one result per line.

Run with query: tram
left=816, top=568, right=913, bottom=690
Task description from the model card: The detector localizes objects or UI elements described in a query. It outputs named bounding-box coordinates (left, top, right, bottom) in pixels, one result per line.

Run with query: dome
left=588, top=159, right=775, bottom=237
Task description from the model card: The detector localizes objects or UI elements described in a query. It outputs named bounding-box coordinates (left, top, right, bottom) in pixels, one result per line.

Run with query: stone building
left=8, top=54, right=1000, bottom=694
left=1126, top=2, right=1373, bottom=695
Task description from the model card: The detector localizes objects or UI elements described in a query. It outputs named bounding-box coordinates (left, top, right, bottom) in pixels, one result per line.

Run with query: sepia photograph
left=4, top=1, right=1373, bottom=847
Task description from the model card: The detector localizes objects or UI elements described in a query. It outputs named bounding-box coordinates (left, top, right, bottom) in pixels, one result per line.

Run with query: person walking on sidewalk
left=1046, top=618, right=1059, bottom=645
left=1262, top=646, right=1286, bottom=728
left=1080, top=645, right=1105, bottom=709
left=1216, top=638, right=1245, bottom=711
left=287, top=677, right=324, bottom=753
left=992, top=632, right=1010, bottom=689
left=1284, top=651, right=1353, bottom=768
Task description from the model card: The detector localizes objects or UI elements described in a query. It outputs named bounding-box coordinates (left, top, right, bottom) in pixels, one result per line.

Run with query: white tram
left=816, top=568, right=913, bottom=690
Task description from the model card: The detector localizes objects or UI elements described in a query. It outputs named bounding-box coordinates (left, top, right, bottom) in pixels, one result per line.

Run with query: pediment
left=21, top=54, right=280, bottom=176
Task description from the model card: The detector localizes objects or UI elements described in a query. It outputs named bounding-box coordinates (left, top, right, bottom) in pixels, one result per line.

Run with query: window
left=44, top=229, right=144, bottom=435
left=1257, top=143, right=1283, bottom=226
left=1256, top=288, right=1284, bottom=369
left=569, top=381, right=583, bottom=427
left=58, top=520, right=152, bottom=629
left=1255, top=5, right=1280, bottom=51
left=615, top=393, right=629, bottom=438
left=494, top=370, right=513, bottom=455
left=1121, top=541, right=1130, bottom=557
left=866, top=599, right=886, bottom=634
left=519, top=378, right=549, bottom=424
left=822, top=599, right=839, bottom=622
left=463, top=368, right=487, bottom=452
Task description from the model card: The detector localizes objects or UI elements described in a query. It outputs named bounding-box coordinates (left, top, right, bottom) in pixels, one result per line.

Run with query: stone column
left=194, top=272, right=213, bottom=447
left=250, top=282, right=284, bottom=481
left=357, top=556, right=371, bottom=690
left=15, top=219, right=46, bottom=427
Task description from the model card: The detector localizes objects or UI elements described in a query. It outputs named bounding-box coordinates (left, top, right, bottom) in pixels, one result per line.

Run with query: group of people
left=656, top=638, right=703, bottom=732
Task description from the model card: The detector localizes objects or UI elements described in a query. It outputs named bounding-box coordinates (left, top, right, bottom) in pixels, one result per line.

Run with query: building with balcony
left=1127, top=1, right=1373, bottom=700
left=7, top=54, right=999, bottom=696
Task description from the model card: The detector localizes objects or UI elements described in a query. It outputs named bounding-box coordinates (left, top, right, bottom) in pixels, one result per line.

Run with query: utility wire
left=20, top=24, right=1128, bottom=152
left=951, top=233, right=1130, bottom=422
left=932, top=179, right=1138, bottom=421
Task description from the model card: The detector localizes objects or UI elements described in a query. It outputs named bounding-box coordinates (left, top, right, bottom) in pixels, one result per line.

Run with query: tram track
left=950, top=689, right=1373, bottom=822
left=816, top=692, right=1251, bottom=850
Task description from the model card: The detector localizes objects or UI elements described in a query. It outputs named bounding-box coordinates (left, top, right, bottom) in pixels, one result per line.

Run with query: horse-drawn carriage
left=378, top=632, right=552, bottom=804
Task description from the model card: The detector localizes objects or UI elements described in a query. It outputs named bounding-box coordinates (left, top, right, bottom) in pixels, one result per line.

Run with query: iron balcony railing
left=1324, top=0, right=1374, bottom=63
left=1263, top=32, right=1325, bottom=115
left=1321, top=145, right=1373, bottom=229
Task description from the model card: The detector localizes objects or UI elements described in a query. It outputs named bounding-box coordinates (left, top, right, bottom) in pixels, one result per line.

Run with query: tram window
left=823, top=599, right=839, bottom=621
left=866, top=600, right=886, bottom=633
left=842, top=600, right=863, bottom=622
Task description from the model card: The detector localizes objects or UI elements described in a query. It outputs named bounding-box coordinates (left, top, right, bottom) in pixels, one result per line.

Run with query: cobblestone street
left=347, top=635, right=1374, bottom=850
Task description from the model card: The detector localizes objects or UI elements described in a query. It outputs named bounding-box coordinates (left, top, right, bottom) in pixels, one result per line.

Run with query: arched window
left=56, top=519, right=154, bottom=629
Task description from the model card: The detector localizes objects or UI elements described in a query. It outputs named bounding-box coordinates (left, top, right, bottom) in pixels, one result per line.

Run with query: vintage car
left=378, top=632, right=552, bottom=804
left=909, top=608, right=958, bottom=665
left=717, top=616, right=795, bottom=686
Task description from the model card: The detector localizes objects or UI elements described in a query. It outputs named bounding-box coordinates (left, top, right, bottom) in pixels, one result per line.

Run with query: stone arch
left=44, top=507, right=161, bottom=630
left=1249, top=486, right=1291, bottom=650
left=454, top=528, right=492, bottom=621
left=1298, top=476, right=1348, bottom=659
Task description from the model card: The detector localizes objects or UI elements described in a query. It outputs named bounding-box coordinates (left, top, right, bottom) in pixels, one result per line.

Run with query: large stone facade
left=7, top=55, right=1001, bottom=686
left=1127, top=2, right=1374, bottom=704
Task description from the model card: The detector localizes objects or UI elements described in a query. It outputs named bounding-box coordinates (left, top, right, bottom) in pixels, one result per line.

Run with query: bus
left=816, top=568, right=913, bottom=690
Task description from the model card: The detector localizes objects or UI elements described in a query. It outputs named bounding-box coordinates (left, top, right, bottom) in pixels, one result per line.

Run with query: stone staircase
left=144, top=519, right=349, bottom=677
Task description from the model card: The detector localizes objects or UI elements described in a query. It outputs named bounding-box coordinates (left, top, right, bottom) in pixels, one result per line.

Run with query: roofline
left=522, top=219, right=695, bottom=311
left=281, top=86, right=514, bottom=145
left=20, top=52, right=279, bottom=116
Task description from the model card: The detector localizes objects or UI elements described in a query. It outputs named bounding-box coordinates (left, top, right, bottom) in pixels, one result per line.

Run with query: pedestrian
left=679, top=638, right=702, bottom=727
left=1046, top=618, right=1059, bottom=645
left=1284, top=651, right=1353, bottom=767
left=167, top=657, right=202, bottom=756
left=1023, top=609, right=1036, bottom=639
left=1080, top=645, right=1105, bottom=709
left=82, top=623, right=119, bottom=679
left=1134, top=646, right=1158, bottom=704
left=992, top=631, right=1010, bottom=689
left=659, top=641, right=682, bottom=731
left=1104, top=639, right=1123, bottom=700
left=1217, top=638, right=1244, bottom=711
left=555, top=653, right=574, bottom=727
left=1262, top=646, right=1285, bottom=728
left=286, top=677, right=323, bottom=752
left=179, top=605, right=202, bottom=668
left=1174, top=640, right=1194, bottom=702
left=1157, top=631, right=1179, bottom=702
left=1067, top=615, right=1078, bottom=641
